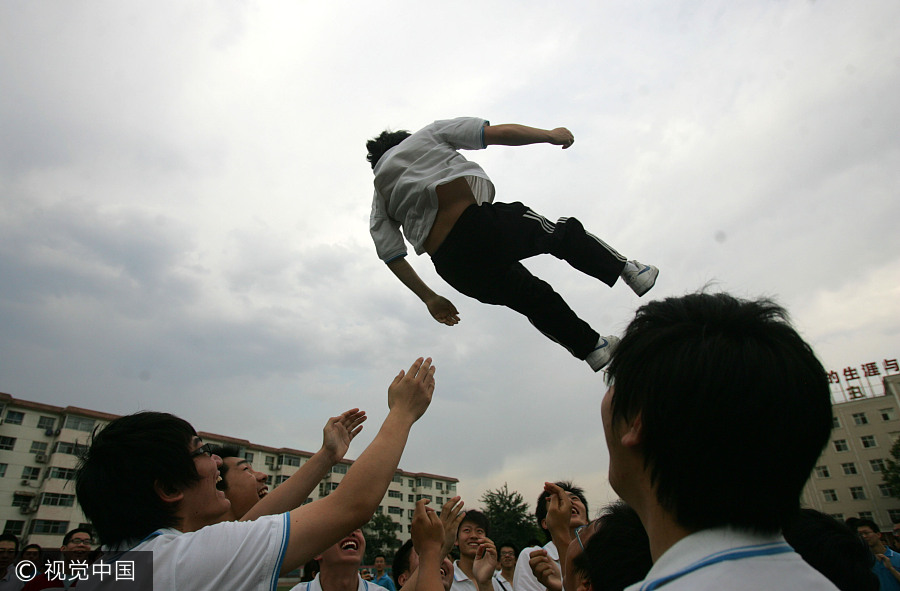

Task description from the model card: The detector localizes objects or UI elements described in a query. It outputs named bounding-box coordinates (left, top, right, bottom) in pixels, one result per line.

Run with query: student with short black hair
left=76, top=357, right=436, bottom=591
left=451, top=510, right=501, bottom=591
left=602, top=293, right=837, bottom=589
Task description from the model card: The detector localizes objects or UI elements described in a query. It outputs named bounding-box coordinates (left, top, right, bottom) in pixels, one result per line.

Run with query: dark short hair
left=76, top=412, right=202, bottom=547
left=606, top=293, right=832, bottom=534
left=535, top=481, right=588, bottom=542
left=366, top=130, right=411, bottom=170
left=572, top=502, right=651, bottom=591
left=22, top=543, right=42, bottom=554
left=208, top=444, right=242, bottom=491
left=374, top=554, right=386, bottom=561
left=392, top=539, right=414, bottom=587
left=784, top=509, right=878, bottom=591
left=458, top=509, right=490, bottom=538
left=62, top=528, right=93, bottom=546
left=855, top=518, right=881, bottom=533
left=0, top=533, right=20, bottom=552
left=498, top=541, right=518, bottom=556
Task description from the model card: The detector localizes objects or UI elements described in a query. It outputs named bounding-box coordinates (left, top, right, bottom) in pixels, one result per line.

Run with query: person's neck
left=872, top=541, right=888, bottom=555
left=637, top=500, right=696, bottom=562
left=501, top=566, right=515, bottom=581
left=376, top=569, right=385, bottom=577
left=319, top=566, right=361, bottom=591
left=458, top=555, right=475, bottom=579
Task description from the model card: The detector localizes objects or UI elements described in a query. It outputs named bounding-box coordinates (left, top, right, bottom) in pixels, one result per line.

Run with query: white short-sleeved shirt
left=450, top=560, right=504, bottom=591
left=85, top=513, right=290, bottom=591
left=291, top=573, right=388, bottom=591
left=370, top=117, right=496, bottom=262
left=512, top=542, right=556, bottom=591
left=626, top=527, right=838, bottom=590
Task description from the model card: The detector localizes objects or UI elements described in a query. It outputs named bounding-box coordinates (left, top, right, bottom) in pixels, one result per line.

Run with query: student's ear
left=153, top=480, right=184, bottom=504
left=621, top=412, right=644, bottom=448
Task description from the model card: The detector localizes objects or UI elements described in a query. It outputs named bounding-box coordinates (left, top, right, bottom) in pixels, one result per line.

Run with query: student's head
left=498, top=542, right=517, bottom=571
left=374, top=554, right=387, bottom=573
left=21, top=544, right=42, bottom=564
left=0, top=533, right=19, bottom=571
left=60, top=528, right=93, bottom=562
left=366, top=130, right=411, bottom=170
left=76, top=411, right=229, bottom=546
left=456, top=510, right=490, bottom=559
left=566, top=502, right=651, bottom=591
left=209, top=444, right=269, bottom=518
left=785, top=509, right=878, bottom=591
left=536, top=482, right=588, bottom=542
left=393, top=539, right=417, bottom=587
left=856, top=519, right=883, bottom=550
left=316, top=529, right=366, bottom=570
left=603, top=293, right=832, bottom=534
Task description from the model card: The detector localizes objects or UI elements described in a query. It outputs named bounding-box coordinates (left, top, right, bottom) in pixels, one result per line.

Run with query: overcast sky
left=1, top=0, right=898, bottom=515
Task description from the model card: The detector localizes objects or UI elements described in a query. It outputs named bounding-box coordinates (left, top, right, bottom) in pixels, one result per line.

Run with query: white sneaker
left=586, top=335, right=620, bottom=372
left=622, top=260, right=659, bottom=297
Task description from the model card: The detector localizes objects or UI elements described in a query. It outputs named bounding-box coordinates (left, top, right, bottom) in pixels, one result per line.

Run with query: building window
left=436, top=496, right=443, bottom=505
left=279, top=455, right=301, bottom=467
left=448, top=483, right=456, bottom=491
left=37, top=416, right=55, bottom=430
left=416, top=494, right=433, bottom=502
left=54, top=442, right=88, bottom=456
left=30, top=441, right=48, bottom=454
left=436, top=482, right=443, bottom=490
left=376, top=506, right=383, bottom=514
left=12, top=494, right=33, bottom=508
left=41, top=493, right=75, bottom=507
left=30, top=520, right=69, bottom=535
left=879, top=484, right=894, bottom=497
left=416, top=478, right=433, bottom=489
left=265, top=456, right=275, bottom=467
left=871, top=459, right=887, bottom=472
left=408, top=509, right=414, bottom=518
left=64, top=416, right=95, bottom=432
left=0, top=436, right=15, bottom=451
left=0, top=464, right=6, bottom=478
left=829, top=513, right=844, bottom=521
left=833, top=440, right=849, bottom=452
left=889, top=510, right=900, bottom=523
left=393, top=474, right=403, bottom=483
left=388, top=506, right=403, bottom=515
left=3, top=521, right=25, bottom=536
left=244, top=452, right=254, bottom=463
left=841, top=462, right=858, bottom=476
left=332, top=464, right=347, bottom=474
left=49, top=467, right=76, bottom=480
left=853, top=412, right=869, bottom=426
left=814, top=466, right=830, bottom=478
left=861, top=435, right=877, bottom=448
left=408, top=479, right=415, bottom=488
left=822, top=489, right=838, bottom=502
left=22, top=466, right=40, bottom=481
left=5, top=411, right=24, bottom=425
left=881, top=408, right=897, bottom=421
left=408, top=494, right=414, bottom=503
left=850, top=486, right=866, bottom=500
left=832, top=416, right=841, bottom=429
left=407, top=524, right=412, bottom=533
left=388, top=490, right=402, bottom=499
left=275, top=475, right=290, bottom=485
left=859, top=511, right=874, bottom=521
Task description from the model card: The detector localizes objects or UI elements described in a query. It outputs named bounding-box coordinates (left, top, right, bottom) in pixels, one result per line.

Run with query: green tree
left=480, top=483, right=543, bottom=550
left=883, top=437, right=900, bottom=499
left=363, top=513, right=401, bottom=564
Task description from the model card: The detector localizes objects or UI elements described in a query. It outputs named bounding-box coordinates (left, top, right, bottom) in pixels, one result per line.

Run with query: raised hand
left=322, top=408, right=367, bottom=462
left=388, top=357, right=436, bottom=422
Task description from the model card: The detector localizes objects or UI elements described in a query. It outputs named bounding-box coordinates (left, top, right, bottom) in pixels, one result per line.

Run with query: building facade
left=802, top=372, right=900, bottom=527
left=0, top=393, right=458, bottom=548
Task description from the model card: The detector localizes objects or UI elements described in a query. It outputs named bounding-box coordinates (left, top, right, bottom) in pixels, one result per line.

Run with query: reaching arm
left=387, top=258, right=460, bottom=326
left=412, top=500, right=448, bottom=591
left=542, top=482, right=573, bottom=571
left=279, top=357, right=436, bottom=574
left=241, top=409, right=366, bottom=521
left=483, top=124, right=574, bottom=149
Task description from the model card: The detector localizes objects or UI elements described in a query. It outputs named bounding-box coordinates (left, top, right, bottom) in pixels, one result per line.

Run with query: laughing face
left=221, top=456, right=269, bottom=518
left=318, top=530, right=367, bottom=567
left=456, top=519, right=487, bottom=559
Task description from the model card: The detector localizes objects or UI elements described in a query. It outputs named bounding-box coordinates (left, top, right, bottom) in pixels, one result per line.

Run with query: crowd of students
left=3, top=292, right=891, bottom=590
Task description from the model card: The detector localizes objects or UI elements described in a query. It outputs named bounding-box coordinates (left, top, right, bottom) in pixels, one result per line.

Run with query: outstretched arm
left=483, top=124, right=574, bottom=149
left=280, top=357, right=436, bottom=574
left=387, top=258, right=460, bottom=326
left=241, top=409, right=366, bottom=521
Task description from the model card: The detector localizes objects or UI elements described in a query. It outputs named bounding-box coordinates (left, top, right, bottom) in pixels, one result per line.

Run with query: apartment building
left=0, top=392, right=458, bottom=548
left=802, top=370, right=900, bottom=527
